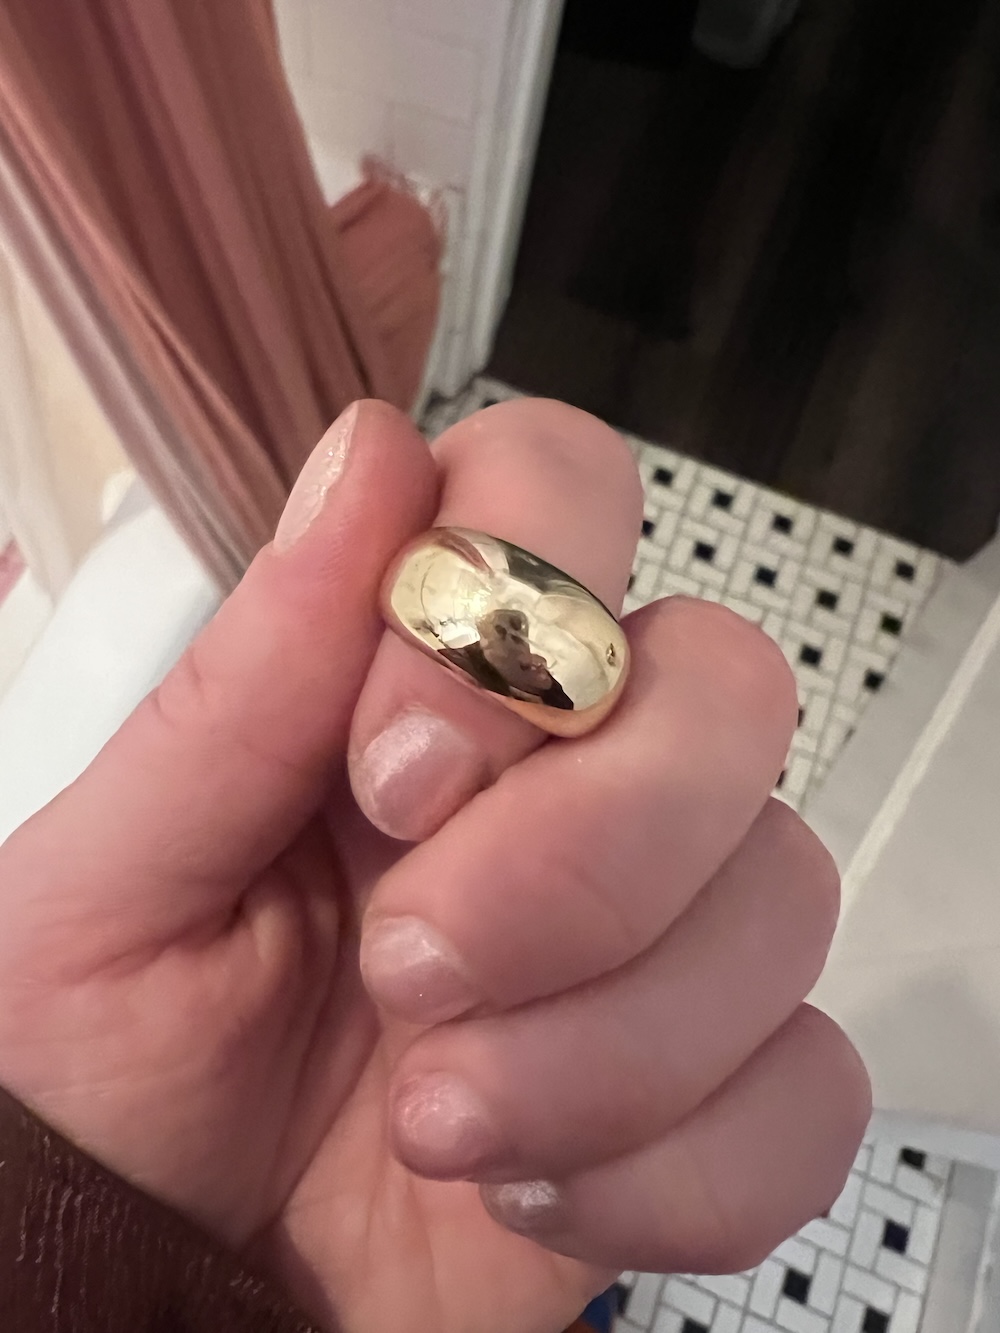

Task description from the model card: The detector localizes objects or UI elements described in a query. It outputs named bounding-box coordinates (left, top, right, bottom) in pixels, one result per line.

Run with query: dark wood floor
left=489, top=0, right=1000, bottom=559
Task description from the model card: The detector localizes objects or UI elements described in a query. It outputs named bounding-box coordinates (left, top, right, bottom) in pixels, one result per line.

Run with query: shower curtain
left=0, top=0, right=440, bottom=590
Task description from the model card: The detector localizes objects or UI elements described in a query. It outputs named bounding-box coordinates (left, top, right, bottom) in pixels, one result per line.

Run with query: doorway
left=489, top=0, right=1000, bottom=560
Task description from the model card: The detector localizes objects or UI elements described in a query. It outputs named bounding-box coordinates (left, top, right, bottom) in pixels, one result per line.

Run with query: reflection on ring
left=439, top=609, right=574, bottom=710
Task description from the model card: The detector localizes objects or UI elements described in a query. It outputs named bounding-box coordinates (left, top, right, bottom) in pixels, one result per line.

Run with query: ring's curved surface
left=380, top=527, right=629, bottom=737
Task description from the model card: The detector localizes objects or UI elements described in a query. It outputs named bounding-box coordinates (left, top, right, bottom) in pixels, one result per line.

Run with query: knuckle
left=666, top=598, right=799, bottom=733
left=758, top=798, right=842, bottom=945
left=539, top=829, right=643, bottom=973
left=672, top=1140, right=764, bottom=1274
left=441, top=396, right=645, bottom=525
left=796, top=1004, right=873, bottom=1135
left=145, top=639, right=312, bottom=790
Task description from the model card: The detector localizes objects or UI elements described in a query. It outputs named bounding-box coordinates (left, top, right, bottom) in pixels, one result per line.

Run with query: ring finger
left=387, top=799, right=840, bottom=1183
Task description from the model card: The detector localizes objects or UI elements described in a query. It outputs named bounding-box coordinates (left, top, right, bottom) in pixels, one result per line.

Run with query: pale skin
left=0, top=399, right=870, bottom=1333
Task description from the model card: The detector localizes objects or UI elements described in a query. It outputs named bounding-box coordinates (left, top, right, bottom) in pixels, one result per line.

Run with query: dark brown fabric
left=0, top=1085, right=325, bottom=1333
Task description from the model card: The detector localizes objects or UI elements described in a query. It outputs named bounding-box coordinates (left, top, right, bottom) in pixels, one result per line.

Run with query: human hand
left=0, top=399, right=870, bottom=1333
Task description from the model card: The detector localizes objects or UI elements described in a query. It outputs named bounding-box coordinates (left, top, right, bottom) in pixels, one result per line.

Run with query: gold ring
left=380, top=527, right=629, bottom=737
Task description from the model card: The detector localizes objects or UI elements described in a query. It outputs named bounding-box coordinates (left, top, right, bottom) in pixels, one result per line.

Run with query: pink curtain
left=0, top=1, right=441, bottom=588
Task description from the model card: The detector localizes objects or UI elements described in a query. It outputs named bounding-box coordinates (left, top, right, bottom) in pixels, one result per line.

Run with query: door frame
left=426, top=0, right=565, bottom=398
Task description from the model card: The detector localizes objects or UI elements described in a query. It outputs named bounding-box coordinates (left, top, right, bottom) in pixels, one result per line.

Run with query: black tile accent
left=881, top=613, right=904, bottom=635
left=681, top=1321, right=710, bottom=1333
left=900, top=1147, right=927, bottom=1170
left=816, top=588, right=839, bottom=610
left=776, top=769, right=787, bottom=789
left=628, top=573, right=636, bottom=591
left=863, top=1309, right=889, bottom=1333
left=882, top=1219, right=910, bottom=1253
left=772, top=513, right=794, bottom=534
left=612, top=1283, right=631, bottom=1314
left=800, top=644, right=823, bottom=667
left=712, top=489, right=734, bottom=510
left=782, top=1268, right=811, bottom=1304
left=833, top=535, right=855, bottom=556
left=482, top=398, right=500, bottom=408
left=895, top=559, right=917, bottom=581
left=694, top=541, right=716, bottom=562
left=755, top=565, right=777, bottom=586
left=798, top=706, right=805, bottom=726
left=653, top=466, right=674, bottom=486
left=642, top=519, right=655, bottom=537
left=864, top=669, right=885, bottom=691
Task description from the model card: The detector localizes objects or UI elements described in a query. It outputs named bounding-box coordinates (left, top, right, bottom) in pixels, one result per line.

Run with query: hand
left=0, top=400, right=870, bottom=1333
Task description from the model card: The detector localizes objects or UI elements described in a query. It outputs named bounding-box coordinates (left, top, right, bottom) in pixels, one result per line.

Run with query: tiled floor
left=423, top=379, right=957, bottom=1332
left=613, top=1140, right=952, bottom=1333
left=424, top=378, right=945, bottom=812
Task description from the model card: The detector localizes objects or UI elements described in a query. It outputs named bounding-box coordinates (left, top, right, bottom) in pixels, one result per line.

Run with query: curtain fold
left=0, top=0, right=440, bottom=589
left=0, top=238, right=130, bottom=597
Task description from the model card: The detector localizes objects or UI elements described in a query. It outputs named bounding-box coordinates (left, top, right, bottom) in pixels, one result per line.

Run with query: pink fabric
left=0, top=2, right=441, bottom=588
left=0, top=540, right=24, bottom=606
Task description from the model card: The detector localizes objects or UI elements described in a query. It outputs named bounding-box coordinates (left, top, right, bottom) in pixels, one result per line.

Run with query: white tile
left=888, top=1290, right=923, bottom=1333
left=389, top=0, right=493, bottom=46
left=809, top=1254, right=844, bottom=1315
left=921, top=1153, right=951, bottom=1182
left=614, top=1321, right=647, bottom=1333
left=750, top=1260, right=787, bottom=1317
left=874, top=1248, right=928, bottom=1295
left=841, top=1263, right=896, bottom=1312
left=829, top=1173, right=863, bottom=1229
left=691, top=1272, right=749, bottom=1307
left=849, top=1211, right=884, bottom=1268
left=389, top=103, right=474, bottom=185
left=661, top=1277, right=715, bottom=1325
left=831, top=1293, right=865, bottom=1333
left=868, top=1141, right=902, bottom=1183
left=800, top=1218, right=851, bottom=1258
left=305, top=7, right=392, bottom=93
left=651, top=1309, right=684, bottom=1333
left=774, top=1295, right=829, bottom=1333
left=746, top=1318, right=786, bottom=1333
left=274, top=0, right=312, bottom=77
left=894, top=1164, right=944, bottom=1205
left=390, top=30, right=480, bottom=123
left=905, top=1204, right=941, bottom=1264
left=710, top=1303, right=743, bottom=1333
left=862, top=1182, right=916, bottom=1227
left=627, top=1273, right=665, bottom=1326
left=775, top=1236, right=819, bottom=1277
left=299, top=84, right=392, bottom=171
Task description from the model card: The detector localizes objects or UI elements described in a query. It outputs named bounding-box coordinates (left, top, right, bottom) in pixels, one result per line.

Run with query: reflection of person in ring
left=440, top=608, right=574, bottom=709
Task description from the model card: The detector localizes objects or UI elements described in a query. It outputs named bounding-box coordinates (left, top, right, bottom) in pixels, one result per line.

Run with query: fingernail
left=274, top=401, right=359, bottom=552
left=351, top=708, right=487, bottom=841
left=361, top=915, right=480, bottom=1024
left=480, top=1179, right=565, bottom=1236
left=393, top=1074, right=502, bottom=1179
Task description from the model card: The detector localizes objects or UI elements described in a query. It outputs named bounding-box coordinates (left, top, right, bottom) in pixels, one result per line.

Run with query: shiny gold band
left=380, top=527, right=629, bottom=737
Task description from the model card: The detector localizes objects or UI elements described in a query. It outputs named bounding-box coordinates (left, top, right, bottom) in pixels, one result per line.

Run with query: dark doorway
left=489, top=0, right=1000, bottom=559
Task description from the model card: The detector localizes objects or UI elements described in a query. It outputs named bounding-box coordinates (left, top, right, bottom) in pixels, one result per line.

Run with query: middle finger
left=347, top=397, right=644, bottom=842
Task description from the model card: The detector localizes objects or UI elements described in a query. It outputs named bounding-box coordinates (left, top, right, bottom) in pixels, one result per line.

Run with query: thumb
left=5, top=401, right=439, bottom=937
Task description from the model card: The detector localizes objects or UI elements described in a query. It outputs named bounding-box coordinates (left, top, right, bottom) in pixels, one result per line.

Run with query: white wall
left=274, top=0, right=563, bottom=397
